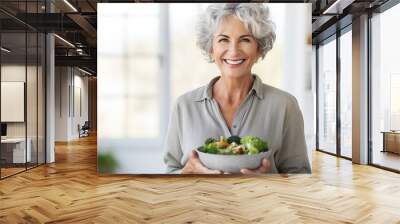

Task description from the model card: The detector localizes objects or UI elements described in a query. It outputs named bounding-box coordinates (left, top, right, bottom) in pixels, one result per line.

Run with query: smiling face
left=211, top=15, right=261, bottom=78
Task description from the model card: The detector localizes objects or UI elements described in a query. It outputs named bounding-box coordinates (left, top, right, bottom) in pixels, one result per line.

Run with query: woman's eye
left=218, top=38, right=228, bottom=43
left=241, top=38, right=251, bottom=42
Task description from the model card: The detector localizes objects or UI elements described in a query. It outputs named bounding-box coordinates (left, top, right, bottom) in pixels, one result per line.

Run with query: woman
left=163, top=3, right=311, bottom=174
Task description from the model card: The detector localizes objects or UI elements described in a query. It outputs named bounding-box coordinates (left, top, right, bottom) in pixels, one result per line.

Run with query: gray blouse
left=163, top=75, right=311, bottom=174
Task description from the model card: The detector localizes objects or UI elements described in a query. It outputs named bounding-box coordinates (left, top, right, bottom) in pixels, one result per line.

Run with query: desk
left=1, top=138, right=31, bottom=163
left=381, top=131, right=400, bottom=154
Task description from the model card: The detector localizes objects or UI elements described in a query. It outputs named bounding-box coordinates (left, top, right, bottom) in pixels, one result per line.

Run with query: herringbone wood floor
left=1, top=134, right=400, bottom=223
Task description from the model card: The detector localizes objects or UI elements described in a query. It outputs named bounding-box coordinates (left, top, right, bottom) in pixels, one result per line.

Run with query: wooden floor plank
left=0, top=134, right=400, bottom=223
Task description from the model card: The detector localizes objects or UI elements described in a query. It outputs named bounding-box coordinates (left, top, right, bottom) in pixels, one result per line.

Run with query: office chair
left=79, top=121, right=90, bottom=138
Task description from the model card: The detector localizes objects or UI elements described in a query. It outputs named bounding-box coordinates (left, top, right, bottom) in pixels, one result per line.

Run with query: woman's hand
left=181, top=150, right=222, bottom=174
left=240, top=158, right=271, bottom=174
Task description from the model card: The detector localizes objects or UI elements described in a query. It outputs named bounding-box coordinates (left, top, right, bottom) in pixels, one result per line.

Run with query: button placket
left=211, top=98, right=232, bottom=137
left=231, top=103, right=246, bottom=134
left=233, top=93, right=255, bottom=135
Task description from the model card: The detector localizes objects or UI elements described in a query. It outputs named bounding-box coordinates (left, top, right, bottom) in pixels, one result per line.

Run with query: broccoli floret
left=248, top=146, right=259, bottom=155
left=240, top=136, right=268, bottom=153
left=203, top=144, right=219, bottom=154
left=227, top=135, right=241, bottom=144
left=197, top=146, right=205, bottom=152
left=204, top=137, right=216, bottom=145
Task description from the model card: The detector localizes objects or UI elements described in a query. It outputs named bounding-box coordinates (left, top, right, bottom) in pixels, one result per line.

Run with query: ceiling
left=1, top=0, right=98, bottom=74
left=311, top=0, right=391, bottom=44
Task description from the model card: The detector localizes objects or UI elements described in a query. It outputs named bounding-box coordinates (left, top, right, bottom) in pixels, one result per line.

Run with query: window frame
left=368, top=0, right=400, bottom=173
left=0, top=1, right=47, bottom=179
left=315, top=24, right=353, bottom=161
left=99, top=4, right=170, bottom=151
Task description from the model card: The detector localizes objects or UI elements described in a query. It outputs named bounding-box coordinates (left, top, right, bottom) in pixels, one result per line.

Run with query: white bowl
left=196, top=149, right=269, bottom=173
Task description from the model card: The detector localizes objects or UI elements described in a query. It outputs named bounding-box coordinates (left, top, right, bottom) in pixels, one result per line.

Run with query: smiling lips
left=224, top=59, right=246, bottom=65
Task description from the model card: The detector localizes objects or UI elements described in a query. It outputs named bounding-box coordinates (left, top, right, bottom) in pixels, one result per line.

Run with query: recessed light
left=78, top=67, right=93, bottom=76
left=54, top=34, right=75, bottom=48
left=1, top=47, right=11, bottom=53
left=63, top=0, right=78, bottom=12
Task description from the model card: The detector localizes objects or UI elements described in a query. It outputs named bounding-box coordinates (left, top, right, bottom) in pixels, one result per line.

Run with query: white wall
left=1, top=63, right=46, bottom=163
left=55, top=66, right=69, bottom=141
left=1, top=65, right=40, bottom=138
left=55, top=67, right=89, bottom=141
left=280, top=4, right=314, bottom=162
left=72, top=72, right=89, bottom=138
left=1, top=66, right=26, bottom=137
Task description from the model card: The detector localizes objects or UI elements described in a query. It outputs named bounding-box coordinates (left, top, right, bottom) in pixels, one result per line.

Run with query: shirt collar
left=193, top=74, right=264, bottom=102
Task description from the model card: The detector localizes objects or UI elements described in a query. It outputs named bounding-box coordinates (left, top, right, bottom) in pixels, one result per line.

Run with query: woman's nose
left=227, top=43, right=240, bottom=57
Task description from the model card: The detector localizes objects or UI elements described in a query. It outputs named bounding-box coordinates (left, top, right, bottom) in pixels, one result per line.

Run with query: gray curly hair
left=196, top=3, right=276, bottom=62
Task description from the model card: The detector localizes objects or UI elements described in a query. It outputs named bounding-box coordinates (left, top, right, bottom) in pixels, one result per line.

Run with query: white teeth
left=224, top=59, right=245, bottom=65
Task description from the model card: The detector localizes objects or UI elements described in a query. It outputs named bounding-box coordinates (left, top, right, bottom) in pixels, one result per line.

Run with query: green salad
left=198, top=135, right=268, bottom=155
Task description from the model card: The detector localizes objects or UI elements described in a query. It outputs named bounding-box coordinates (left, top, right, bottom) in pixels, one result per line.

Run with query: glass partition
left=371, top=3, right=400, bottom=171
left=1, top=31, right=27, bottom=177
left=339, top=29, right=352, bottom=158
left=38, top=32, right=45, bottom=165
left=27, top=30, right=38, bottom=169
left=317, top=37, right=337, bottom=154
left=27, top=0, right=42, bottom=170
left=0, top=1, right=46, bottom=179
